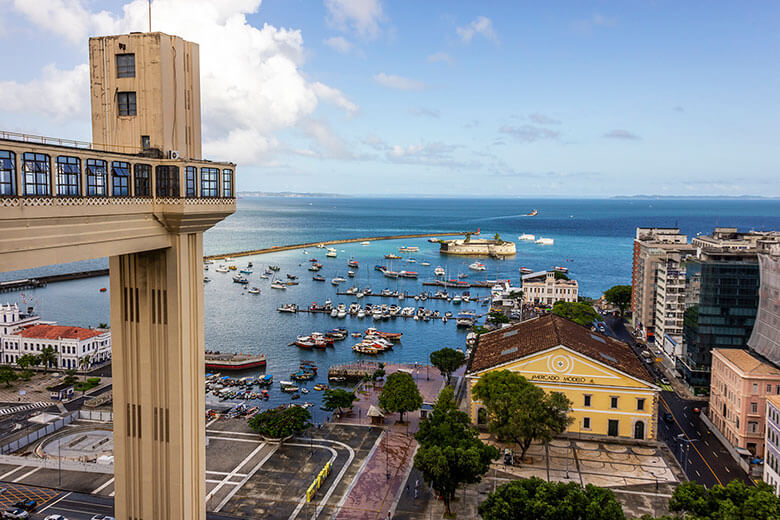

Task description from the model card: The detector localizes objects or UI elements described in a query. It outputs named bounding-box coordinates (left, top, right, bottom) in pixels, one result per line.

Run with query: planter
left=261, top=433, right=294, bottom=444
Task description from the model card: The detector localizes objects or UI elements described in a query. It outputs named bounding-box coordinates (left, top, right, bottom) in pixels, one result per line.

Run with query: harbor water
left=3, top=197, right=780, bottom=421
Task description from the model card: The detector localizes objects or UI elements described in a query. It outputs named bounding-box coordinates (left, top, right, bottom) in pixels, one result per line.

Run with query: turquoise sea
left=3, top=198, right=780, bottom=420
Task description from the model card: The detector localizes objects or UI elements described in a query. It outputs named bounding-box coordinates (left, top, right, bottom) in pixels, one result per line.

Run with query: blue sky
left=0, top=0, right=778, bottom=197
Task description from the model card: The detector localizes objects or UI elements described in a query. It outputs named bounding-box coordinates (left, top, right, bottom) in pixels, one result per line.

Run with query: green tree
left=372, top=368, right=386, bottom=381
left=63, top=368, right=78, bottom=386
left=668, top=480, right=780, bottom=520
left=478, top=478, right=626, bottom=520
left=248, top=406, right=311, bottom=440
left=415, top=387, right=498, bottom=517
left=430, top=347, right=466, bottom=385
left=552, top=301, right=599, bottom=326
left=508, top=290, right=524, bottom=301
left=79, top=354, right=91, bottom=379
left=472, top=370, right=573, bottom=460
left=494, top=233, right=502, bottom=243
left=488, top=311, right=510, bottom=324
left=39, top=346, right=57, bottom=372
left=378, top=371, right=423, bottom=423
left=322, top=389, right=357, bottom=414
left=603, top=285, right=632, bottom=316
left=553, top=271, right=570, bottom=280
left=16, top=354, right=37, bottom=370
left=0, top=365, right=18, bottom=388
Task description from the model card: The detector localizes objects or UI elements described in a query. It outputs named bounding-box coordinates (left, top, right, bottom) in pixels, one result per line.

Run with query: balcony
left=0, top=132, right=236, bottom=271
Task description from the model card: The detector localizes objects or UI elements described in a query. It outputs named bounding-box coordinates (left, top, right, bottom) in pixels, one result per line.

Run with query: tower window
left=201, top=167, right=218, bottom=198
left=86, top=159, right=108, bottom=196
left=118, top=92, right=137, bottom=116
left=134, top=164, right=151, bottom=196
left=22, top=152, right=51, bottom=196
left=116, top=53, right=135, bottom=78
left=141, top=136, right=150, bottom=150
left=0, top=150, right=16, bottom=196
left=56, top=156, right=81, bottom=196
left=111, top=161, right=130, bottom=196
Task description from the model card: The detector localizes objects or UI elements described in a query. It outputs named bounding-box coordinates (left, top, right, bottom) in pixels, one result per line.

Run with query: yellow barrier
left=306, top=461, right=332, bottom=502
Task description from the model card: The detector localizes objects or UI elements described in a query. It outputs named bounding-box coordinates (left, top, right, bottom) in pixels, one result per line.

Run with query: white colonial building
left=0, top=303, right=110, bottom=370
left=522, top=271, right=579, bottom=305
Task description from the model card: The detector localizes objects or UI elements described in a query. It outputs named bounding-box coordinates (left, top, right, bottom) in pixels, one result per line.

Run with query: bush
left=248, top=406, right=311, bottom=439
left=87, top=377, right=101, bottom=385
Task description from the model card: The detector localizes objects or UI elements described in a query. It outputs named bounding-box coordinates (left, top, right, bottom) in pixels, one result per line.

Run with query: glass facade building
left=678, top=256, right=761, bottom=388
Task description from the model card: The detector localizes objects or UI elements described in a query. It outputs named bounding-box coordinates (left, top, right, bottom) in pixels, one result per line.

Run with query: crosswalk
left=659, top=384, right=674, bottom=392
left=0, top=401, right=51, bottom=416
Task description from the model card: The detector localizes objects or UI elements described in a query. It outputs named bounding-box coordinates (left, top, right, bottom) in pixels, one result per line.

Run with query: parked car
left=90, top=515, right=115, bottom=520
left=44, top=515, right=69, bottom=520
left=12, top=501, right=35, bottom=512
left=2, top=509, right=29, bottom=519
left=663, top=412, right=675, bottom=424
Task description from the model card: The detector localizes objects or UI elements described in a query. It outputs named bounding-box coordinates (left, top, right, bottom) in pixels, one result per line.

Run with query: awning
left=367, top=405, right=385, bottom=418
left=28, top=413, right=60, bottom=424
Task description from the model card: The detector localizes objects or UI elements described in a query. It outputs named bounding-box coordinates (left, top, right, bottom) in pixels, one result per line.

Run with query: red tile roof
left=467, top=313, right=652, bottom=382
left=18, top=324, right=105, bottom=341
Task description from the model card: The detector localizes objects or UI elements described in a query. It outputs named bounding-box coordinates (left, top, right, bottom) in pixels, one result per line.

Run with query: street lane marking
left=660, top=395, right=722, bottom=486
left=37, top=491, right=71, bottom=513
left=12, top=467, right=39, bottom=482
left=214, top=444, right=278, bottom=512
left=0, top=466, right=25, bottom=480
left=725, top=467, right=730, bottom=473
left=93, top=477, right=114, bottom=494
left=696, top=470, right=701, bottom=477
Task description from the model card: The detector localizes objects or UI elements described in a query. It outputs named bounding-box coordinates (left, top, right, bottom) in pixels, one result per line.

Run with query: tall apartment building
left=765, top=396, right=780, bottom=496
left=654, top=250, right=692, bottom=359
left=631, top=228, right=690, bottom=343
left=709, top=348, right=780, bottom=458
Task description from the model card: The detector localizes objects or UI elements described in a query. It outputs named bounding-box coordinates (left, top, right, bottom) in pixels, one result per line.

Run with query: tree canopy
left=322, top=388, right=357, bottom=413
left=603, top=285, right=632, bottom=315
left=415, top=386, right=498, bottom=516
left=0, top=365, right=18, bottom=388
left=39, top=346, right=56, bottom=372
left=430, top=347, right=466, bottom=385
left=248, top=406, right=311, bottom=439
left=665, top=480, right=780, bottom=520
left=16, top=354, right=39, bottom=370
left=552, top=301, right=599, bottom=326
left=479, top=477, right=626, bottom=520
left=553, top=271, right=570, bottom=280
left=472, top=370, right=572, bottom=459
left=378, top=371, right=423, bottom=423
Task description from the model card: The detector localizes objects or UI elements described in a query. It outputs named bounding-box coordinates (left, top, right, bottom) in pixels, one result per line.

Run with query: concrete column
left=110, top=232, right=206, bottom=520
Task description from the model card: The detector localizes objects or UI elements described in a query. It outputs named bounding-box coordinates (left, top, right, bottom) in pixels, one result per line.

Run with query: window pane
left=185, top=166, right=197, bottom=197
left=222, top=169, right=233, bottom=198
left=200, top=167, right=218, bottom=197
left=134, top=164, right=151, bottom=196
left=22, top=152, right=50, bottom=196
left=111, top=161, right=130, bottom=196
left=156, top=165, right=179, bottom=197
left=118, top=92, right=137, bottom=116
left=56, top=156, right=81, bottom=196
left=86, top=159, right=107, bottom=196
left=116, top=53, right=135, bottom=78
left=0, top=150, right=15, bottom=196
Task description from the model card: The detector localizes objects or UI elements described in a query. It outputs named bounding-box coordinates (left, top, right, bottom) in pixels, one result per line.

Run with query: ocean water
left=3, top=197, right=780, bottom=420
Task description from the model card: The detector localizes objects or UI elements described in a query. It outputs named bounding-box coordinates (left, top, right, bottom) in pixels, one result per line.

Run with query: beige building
left=89, top=32, right=202, bottom=160
left=709, top=348, right=780, bottom=457
left=522, top=271, right=578, bottom=305
left=0, top=30, right=235, bottom=520
left=653, top=250, right=690, bottom=359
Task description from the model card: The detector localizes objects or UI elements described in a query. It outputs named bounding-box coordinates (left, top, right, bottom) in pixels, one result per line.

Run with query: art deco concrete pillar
left=110, top=232, right=206, bottom=520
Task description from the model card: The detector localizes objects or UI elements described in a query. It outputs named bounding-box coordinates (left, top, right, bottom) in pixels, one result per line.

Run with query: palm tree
left=39, top=346, right=56, bottom=373
left=79, top=354, right=91, bottom=381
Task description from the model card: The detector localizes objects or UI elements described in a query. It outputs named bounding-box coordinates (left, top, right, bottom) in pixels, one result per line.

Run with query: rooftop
left=714, top=348, right=780, bottom=377
left=767, top=395, right=780, bottom=411
left=467, top=313, right=651, bottom=382
left=18, top=324, right=106, bottom=341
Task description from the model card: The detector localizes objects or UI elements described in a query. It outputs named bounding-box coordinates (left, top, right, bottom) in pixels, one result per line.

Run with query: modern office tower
left=748, top=247, right=780, bottom=366
left=0, top=31, right=236, bottom=520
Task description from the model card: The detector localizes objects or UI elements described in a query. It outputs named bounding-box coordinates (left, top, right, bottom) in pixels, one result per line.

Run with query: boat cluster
left=352, top=328, right=403, bottom=355
left=206, top=373, right=274, bottom=402
left=293, top=329, right=349, bottom=349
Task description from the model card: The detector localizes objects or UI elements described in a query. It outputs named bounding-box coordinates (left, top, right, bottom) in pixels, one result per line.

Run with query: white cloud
left=0, top=63, right=89, bottom=121
left=456, top=16, right=498, bottom=44
left=299, top=118, right=352, bottom=159
left=426, top=52, right=453, bottom=64
left=3, top=0, right=358, bottom=166
left=499, top=124, right=559, bottom=142
left=324, top=0, right=384, bottom=39
left=573, top=13, right=617, bottom=34
left=323, top=35, right=353, bottom=53
left=603, top=129, right=640, bottom=140
left=373, top=72, right=426, bottom=91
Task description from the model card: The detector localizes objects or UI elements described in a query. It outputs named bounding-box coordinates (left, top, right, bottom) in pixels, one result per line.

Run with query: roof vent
left=503, top=330, right=518, bottom=338
left=600, top=352, right=617, bottom=363
left=590, top=334, right=606, bottom=344
left=501, top=347, right=518, bottom=356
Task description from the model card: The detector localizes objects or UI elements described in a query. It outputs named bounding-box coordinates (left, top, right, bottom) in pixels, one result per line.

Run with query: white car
left=2, top=509, right=29, bottom=519
left=45, top=515, right=69, bottom=520
left=90, top=515, right=115, bottom=520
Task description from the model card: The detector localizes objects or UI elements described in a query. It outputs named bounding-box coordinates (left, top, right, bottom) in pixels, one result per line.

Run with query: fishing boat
left=384, top=254, right=401, bottom=259
left=398, top=246, right=419, bottom=252
left=456, top=310, right=476, bottom=328
left=331, top=277, right=346, bottom=285
left=535, top=237, right=554, bottom=245
left=258, top=374, right=273, bottom=386
left=526, top=209, right=538, bottom=216
left=269, top=265, right=280, bottom=271
left=347, top=259, right=359, bottom=268
left=434, top=266, right=446, bottom=276
left=554, top=266, right=569, bottom=273
left=352, top=343, right=380, bottom=355
left=382, top=270, right=399, bottom=279
left=215, top=265, right=229, bottom=273
left=233, top=275, right=249, bottom=284
left=313, top=275, right=326, bottom=281
left=270, top=280, right=287, bottom=290
left=519, top=267, right=534, bottom=274
left=205, top=352, right=267, bottom=371
left=364, top=327, right=402, bottom=340
left=278, top=303, right=298, bottom=313
left=374, top=264, right=387, bottom=271
left=313, top=383, right=329, bottom=391
left=228, top=265, right=237, bottom=271
left=398, top=271, right=418, bottom=278
left=248, top=287, right=260, bottom=294
left=468, top=262, right=486, bottom=271
left=518, top=233, right=535, bottom=241
left=360, top=241, right=370, bottom=246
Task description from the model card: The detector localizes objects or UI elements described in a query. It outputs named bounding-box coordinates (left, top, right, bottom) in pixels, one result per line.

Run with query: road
left=0, top=481, right=239, bottom=519
left=603, top=315, right=753, bottom=488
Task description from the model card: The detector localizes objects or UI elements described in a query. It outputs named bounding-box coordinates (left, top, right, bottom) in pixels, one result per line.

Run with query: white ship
left=518, top=233, right=535, bottom=241
left=535, top=237, right=554, bottom=245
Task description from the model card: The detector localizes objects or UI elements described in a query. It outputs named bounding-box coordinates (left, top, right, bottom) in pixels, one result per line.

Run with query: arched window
left=56, top=156, right=81, bottom=196
left=86, top=159, right=108, bottom=196
left=634, top=420, right=645, bottom=440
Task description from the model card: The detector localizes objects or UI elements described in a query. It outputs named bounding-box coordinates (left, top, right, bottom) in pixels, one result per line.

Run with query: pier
left=203, top=231, right=474, bottom=261
left=0, top=269, right=109, bottom=293
left=335, top=291, right=486, bottom=302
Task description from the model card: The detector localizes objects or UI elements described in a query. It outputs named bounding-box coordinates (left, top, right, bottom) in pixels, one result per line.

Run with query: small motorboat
left=519, top=267, right=534, bottom=274
left=468, top=262, right=486, bottom=271
left=248, top=287, right=260, bottom=294
left=434, top=267, right=445, bottom=276
left=99, top=287, right=107, bottom=292
left=271, top=281, right=287, bottom=290
left=313, top=275, right=326, bottom=281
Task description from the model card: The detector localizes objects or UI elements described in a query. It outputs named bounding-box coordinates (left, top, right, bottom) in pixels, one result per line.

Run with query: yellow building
left=466, top=314, right=660, bottom=440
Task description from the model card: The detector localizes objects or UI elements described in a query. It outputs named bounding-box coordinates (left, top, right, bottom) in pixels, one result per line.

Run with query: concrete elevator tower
left=0, top=31, right=236, bottom=520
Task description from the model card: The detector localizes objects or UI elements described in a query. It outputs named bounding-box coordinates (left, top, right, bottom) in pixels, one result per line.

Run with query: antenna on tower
left=148, top=0, right=152, bottom=32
